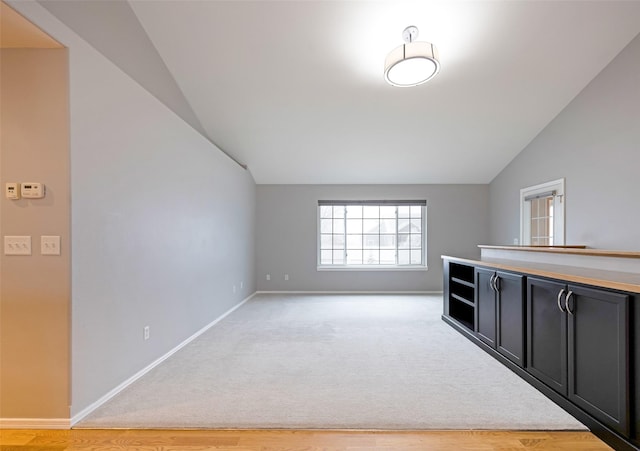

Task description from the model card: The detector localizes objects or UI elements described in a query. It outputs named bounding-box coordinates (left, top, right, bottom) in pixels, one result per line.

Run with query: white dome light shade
left=384, top=39, right=440, bottom=87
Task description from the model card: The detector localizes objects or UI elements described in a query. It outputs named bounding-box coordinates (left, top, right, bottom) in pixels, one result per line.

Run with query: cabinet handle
left=565, top=290, right=574, bottom=315
left=493, top=275, right=500, bottom=292
left=489, top=274, right=500, bottom=292
left=557, top=288, right=566, bottom=312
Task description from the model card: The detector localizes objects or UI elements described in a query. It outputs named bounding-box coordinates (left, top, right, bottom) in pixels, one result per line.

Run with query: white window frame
left=316, top=201, right=428, bottom=271
left=520, top=178, right=565, bottom=246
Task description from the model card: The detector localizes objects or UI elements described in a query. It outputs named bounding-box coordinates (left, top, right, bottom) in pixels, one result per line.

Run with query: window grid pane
left=319, top=204, right=424, bottom=267
left=530, top=196, right=553, bottom=246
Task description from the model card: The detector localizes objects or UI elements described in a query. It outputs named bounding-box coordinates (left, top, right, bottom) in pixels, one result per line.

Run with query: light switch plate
left=4, top=236, right=32, bottom=255
left=41, top=235, right=61, bottom=255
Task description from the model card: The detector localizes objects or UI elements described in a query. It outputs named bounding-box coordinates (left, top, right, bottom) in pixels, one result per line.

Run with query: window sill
left=317, top=265, right=428, bottom=272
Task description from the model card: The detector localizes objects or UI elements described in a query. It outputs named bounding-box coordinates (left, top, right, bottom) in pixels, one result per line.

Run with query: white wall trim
left=316, top=266, right=428, bottom=272
left=0, top=418, right=71, bottom=429
left=255, top=290, right=442, bottom=295
left=70, top=292, right=257, bottom=426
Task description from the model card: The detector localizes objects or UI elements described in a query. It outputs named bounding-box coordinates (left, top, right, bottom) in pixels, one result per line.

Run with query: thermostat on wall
left=21, top=182, right=45, bottom=199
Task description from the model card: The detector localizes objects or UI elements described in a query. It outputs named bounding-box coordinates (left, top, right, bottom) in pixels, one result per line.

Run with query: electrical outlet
left=233, top=285, right=237, bottom=293
left=143, top=326, right=150, bottom=340
left=266, top=274, right=271, bottom=281
left=284, top=274, right=289, bottom=281
left=240, top=281, right=244, bottom=289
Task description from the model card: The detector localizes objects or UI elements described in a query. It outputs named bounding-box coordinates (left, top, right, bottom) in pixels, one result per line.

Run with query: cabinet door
left=475, top=268, right=496, bottom=348
left=496, top=271, right=525, bottom=367
left=567, top=285, right=629, bottom=436
left=527, top=277, right=567, bottom=396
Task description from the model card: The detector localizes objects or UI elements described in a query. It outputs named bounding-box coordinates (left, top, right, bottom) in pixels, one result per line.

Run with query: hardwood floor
left=0, top=429, right=612, bottom=450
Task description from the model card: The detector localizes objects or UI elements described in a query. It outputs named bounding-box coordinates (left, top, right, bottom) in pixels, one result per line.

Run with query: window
left=520, top=179, right=565, bottom=246
left=529, top=196, right=554, bottom=245
left=318, top=201, right=426, bottom=269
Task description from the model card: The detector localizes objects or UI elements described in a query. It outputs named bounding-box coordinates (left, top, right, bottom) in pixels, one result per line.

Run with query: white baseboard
left=255, top=290, right=442, bottom=295
left=70, top=292, right=257, bottom=426
left=0, top=418, right=71, bottom=429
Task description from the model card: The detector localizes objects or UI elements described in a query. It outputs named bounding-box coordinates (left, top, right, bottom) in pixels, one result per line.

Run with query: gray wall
left=490, top=33, right=640, bottom=249
left=39, top=0, right=207, bottom=138
left=257, top=185, right=489, bottom=292
left=9, top=2, right=257, bottom=419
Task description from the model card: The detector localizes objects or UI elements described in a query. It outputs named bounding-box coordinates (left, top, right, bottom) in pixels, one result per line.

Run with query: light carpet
left=77, top=294, right=586, bottom=430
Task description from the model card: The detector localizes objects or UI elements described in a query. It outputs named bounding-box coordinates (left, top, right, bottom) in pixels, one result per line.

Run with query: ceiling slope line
left=35, top=0, right=248, bottom=171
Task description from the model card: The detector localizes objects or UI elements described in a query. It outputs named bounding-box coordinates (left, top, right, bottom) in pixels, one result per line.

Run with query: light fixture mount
left=402, top=25, right=419, bottom=43
left=384, top=25, right=440, bottom=87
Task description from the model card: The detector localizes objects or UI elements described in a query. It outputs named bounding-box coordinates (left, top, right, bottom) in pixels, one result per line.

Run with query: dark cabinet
left=476, top=268, right=525, bottom=367
left=476, top=268, right=496, bottom=347
left=567, top=285, right=629, bottom=437
left=446, top=262, right=476, bottom=331
left=526, top=278, right=568, bottom=394
left=527, top=277, right=629, bottom=436
left=443, top=257, right=636, bottom=448
left=496, top=272, right=526, bottom=367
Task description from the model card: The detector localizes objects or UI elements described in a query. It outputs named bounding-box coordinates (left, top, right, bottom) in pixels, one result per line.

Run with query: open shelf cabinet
left=446, top=262, right=476, bottom=331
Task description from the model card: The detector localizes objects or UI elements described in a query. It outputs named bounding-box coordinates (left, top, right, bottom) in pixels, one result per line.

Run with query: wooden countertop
left=479, top=245, right=640, bottom=259
left=442, top=255, right=640, bottom=294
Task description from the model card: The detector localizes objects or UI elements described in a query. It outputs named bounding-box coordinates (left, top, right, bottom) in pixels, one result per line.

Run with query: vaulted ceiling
left=32, top=1, right=640, bottom=184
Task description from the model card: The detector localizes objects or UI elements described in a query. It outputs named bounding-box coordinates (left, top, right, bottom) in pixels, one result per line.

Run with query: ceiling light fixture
left=384, top=26, right=440, bottom=87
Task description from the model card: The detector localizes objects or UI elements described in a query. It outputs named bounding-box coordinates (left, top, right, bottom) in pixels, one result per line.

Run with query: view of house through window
left=318, top=201, right=426, bottom=268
